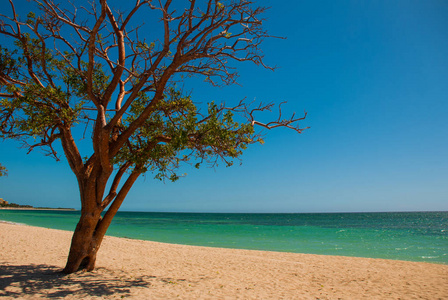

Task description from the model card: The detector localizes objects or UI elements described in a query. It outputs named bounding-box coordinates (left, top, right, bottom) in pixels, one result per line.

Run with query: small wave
left=421, top=256, right=439, bottom=259
left=0, top=220, right=27, bottom=226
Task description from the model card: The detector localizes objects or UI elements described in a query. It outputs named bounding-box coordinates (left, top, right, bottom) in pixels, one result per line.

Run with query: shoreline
left=3, top=207, right=447, bottom=213
left=1, top=211, right=447, bottom=266
left=1, top=222, right=447, bottom=299
left=3, top=219, right=445, bottom=266
left=0, top=207, right=76, bottom=211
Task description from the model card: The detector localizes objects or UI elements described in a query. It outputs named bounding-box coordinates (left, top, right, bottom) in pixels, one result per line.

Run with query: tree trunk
left=62, top=165, right=140, bottom=274
left=62, top=210, right=107, bottom=274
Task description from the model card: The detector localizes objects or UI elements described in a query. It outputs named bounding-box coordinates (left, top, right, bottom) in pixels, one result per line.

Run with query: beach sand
left=1, top=222, right=447, bottom=299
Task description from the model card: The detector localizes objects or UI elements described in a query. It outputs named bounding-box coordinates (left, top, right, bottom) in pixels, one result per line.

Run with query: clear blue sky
left=1, top=0, right=447, bottom=213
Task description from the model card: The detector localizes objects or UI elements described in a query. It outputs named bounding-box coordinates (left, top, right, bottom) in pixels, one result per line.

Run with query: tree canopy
left=0, top=0, right=307, bottom=273
left=1, top=0, right=307, bottom=179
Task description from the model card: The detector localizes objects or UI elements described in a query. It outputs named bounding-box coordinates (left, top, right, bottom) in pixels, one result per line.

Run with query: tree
left=0, top=0, right=308, bottom=274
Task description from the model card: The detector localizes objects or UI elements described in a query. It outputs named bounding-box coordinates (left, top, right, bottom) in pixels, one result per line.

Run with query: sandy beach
left=0, top=222, right=447, bottom=299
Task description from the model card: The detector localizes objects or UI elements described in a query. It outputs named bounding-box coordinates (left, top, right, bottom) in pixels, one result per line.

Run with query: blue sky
left=1, top=0, right=447, bottom=213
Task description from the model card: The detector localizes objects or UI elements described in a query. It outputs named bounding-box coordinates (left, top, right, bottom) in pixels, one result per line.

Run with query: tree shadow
left=0, top=264, right=154, bottom=298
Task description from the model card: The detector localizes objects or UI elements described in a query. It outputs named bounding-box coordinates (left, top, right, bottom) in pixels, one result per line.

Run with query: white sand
left=1, top=222, right=447, bottom=299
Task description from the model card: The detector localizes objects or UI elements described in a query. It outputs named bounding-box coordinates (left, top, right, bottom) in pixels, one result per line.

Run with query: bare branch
left=249, top=102, right=309, bottom=133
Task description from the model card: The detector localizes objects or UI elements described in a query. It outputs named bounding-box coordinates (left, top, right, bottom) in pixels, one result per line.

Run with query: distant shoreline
left=0, top=207, right=76, bottom=211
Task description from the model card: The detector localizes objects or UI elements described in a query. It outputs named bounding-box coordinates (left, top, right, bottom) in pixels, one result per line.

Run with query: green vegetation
left=0, top=202, right=33, bottom=209
left=0, top=164, right=7, bottom=177
left=0, top=199, right=74, bottom=210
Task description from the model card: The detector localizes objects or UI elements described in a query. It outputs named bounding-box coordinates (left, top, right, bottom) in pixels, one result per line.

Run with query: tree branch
left=248, top=102, right=310, bottom=133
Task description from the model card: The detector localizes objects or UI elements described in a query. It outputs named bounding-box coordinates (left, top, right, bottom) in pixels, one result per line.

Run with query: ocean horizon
left=1, top=209, right=447, bottom=264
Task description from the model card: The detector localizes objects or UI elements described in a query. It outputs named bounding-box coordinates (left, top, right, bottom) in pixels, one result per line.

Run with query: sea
left=1, top=210, right=447, bottom=264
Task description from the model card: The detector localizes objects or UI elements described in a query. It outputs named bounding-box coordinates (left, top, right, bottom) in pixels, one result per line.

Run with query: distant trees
left=0, top=0, right=307, bottom=274
left=0, top=201, right=33, bottom=208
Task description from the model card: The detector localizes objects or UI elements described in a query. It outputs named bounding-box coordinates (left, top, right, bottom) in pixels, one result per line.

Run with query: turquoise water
left=1, top=210, right=447, bottom=264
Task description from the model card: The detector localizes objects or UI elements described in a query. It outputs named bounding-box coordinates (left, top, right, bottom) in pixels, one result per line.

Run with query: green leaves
left=26, top=12, right=36, bottom=25
left=0, top=47, right=21, bottom=83
left=63, top=62, right=110, bottom=99
left=0, top=0, right=280, bottom=185
left=1, top=83, right=80, bottom=138
left=0, top=163, right=7, bottom=177
left=116, top=87, right=259, bottom=181
left=0, top=38, right=84, bottom=148
left=136, top=41, right=155, bottom=52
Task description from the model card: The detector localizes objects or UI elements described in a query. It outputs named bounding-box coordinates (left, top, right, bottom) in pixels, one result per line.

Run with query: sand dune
left=1, top=222, right=447, bottom=299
